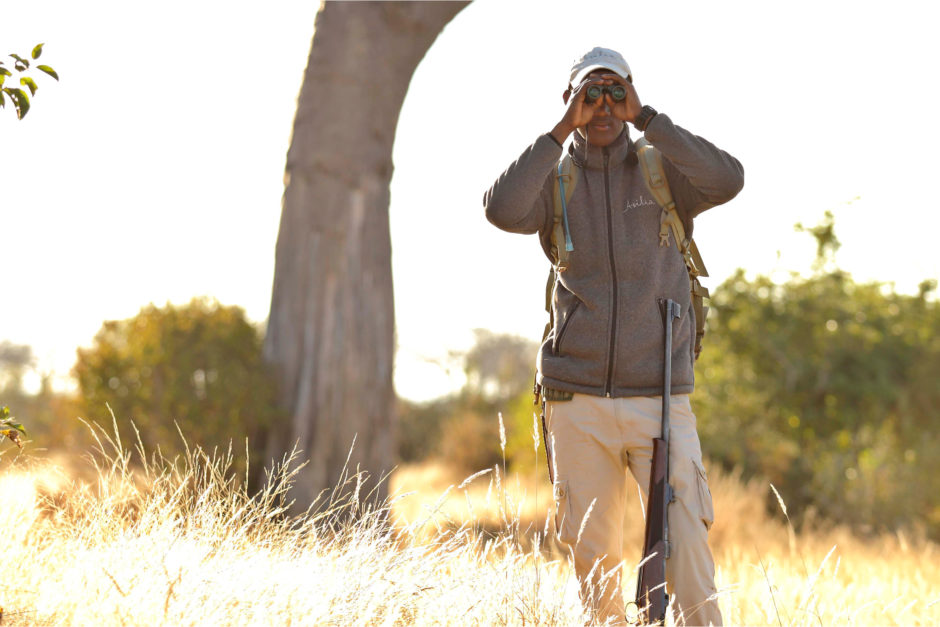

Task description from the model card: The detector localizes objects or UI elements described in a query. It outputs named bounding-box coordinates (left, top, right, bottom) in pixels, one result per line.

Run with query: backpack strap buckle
left=659, top=210, right=672, bottom=247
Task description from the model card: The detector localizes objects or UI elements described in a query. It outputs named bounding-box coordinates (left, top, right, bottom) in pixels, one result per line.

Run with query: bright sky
left=3, top=0, right=938, bottom=401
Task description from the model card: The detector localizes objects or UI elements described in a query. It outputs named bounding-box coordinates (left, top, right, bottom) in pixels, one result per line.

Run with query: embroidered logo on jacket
left=624, top=195, right=658, bottom=213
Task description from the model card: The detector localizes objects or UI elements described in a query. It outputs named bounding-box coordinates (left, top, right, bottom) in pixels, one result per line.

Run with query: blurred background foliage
left=2, top=215, right=938, bottom=538
left=0, top=298, right=281, bottom=484
left=72, top=297, right=282, bottom=484
left=694, top=213, right=940, bottom=536
left=396, top=328, right=538, bottom=477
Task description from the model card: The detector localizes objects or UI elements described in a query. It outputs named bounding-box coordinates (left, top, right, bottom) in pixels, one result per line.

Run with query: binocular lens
left=585, top=84, right=627, bottom=103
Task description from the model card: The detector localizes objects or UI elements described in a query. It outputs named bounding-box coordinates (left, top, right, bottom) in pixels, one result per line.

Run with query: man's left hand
left=599, top=73, right=642, bottom=124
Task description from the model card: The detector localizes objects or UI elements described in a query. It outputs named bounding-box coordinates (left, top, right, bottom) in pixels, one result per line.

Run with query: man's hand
left=551, top=76, right=607, bottom=143
left=598, top=73, right=642, bottom=124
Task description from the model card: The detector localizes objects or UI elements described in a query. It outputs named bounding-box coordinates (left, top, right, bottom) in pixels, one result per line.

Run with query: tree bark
left=264, top=1, right=468, bottom=509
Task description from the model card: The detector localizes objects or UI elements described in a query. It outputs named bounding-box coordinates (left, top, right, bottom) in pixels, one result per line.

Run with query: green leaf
left=32, top=43, right=44, bottom=60
left=0, top=421, right=26, bottom=436
left=37, top=65, right=59, bottom=81
left=3, top=87, right=30, bottom=119
left=0, top=91, right=5, bottom=109
left=20, top=76, right=38, bottom=96
left=10, top=54, right=29, bottom=69
left=0, top=67, right=11, bottom=77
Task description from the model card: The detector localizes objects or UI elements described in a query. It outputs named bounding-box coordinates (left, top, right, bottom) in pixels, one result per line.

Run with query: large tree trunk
left=264, top=1, right=468, bottom=509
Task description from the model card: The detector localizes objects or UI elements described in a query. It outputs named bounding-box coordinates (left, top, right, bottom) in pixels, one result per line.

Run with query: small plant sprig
left=1, top=43, right=59, bottom=119
left=0, top=406, right=26, bottom=449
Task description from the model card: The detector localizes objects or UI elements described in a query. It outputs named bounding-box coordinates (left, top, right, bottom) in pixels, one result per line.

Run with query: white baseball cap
left=569, top=47, right=632, bottom=86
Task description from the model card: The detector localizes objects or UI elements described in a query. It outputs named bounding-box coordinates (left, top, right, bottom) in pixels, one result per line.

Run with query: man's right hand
left=551, top=77, right=605, bottom=144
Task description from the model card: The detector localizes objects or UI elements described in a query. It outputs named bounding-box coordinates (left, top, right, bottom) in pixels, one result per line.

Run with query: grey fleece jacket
left=484, top=113, right=744, bottom=397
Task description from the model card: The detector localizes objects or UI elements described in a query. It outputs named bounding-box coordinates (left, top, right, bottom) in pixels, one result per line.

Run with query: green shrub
left=73, top=298, right=281, bottom=484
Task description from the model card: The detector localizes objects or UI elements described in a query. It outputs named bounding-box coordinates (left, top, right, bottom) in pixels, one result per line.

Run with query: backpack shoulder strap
left=551, top=153, right=578, bottom=271
left=635, top=138, right=709, bottom=278
left=636, top=138, right=712, bottom=359
left=635, top=137, right=673, bottom=213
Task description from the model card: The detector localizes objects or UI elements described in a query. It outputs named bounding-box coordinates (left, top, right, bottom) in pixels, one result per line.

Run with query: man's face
left=577, top=69, right=624, bottom=148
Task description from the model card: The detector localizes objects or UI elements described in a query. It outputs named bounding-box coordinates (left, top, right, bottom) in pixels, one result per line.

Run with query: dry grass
left=392, top=457, right=940, bottom=626
left=0, top=422, right=938, bottom=626
left=0, top=423, right=588, bottom=626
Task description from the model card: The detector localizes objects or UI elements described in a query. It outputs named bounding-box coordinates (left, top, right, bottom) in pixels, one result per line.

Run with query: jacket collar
left=570, top=124, right=634, bottom=170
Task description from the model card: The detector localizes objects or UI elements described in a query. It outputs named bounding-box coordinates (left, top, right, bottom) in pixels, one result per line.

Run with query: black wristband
left=634, top=105, right=658, bottom=132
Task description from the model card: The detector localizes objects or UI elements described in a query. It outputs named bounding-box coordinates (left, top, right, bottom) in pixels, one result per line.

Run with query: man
left=483, top=47, right=743, bottom=626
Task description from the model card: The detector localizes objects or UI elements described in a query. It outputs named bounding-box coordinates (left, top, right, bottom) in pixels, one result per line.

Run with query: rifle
left=634, top=298, right=681, bottom=624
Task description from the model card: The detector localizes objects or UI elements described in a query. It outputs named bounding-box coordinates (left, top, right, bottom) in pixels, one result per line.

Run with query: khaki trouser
left=547, top=393, right=722, bottom=626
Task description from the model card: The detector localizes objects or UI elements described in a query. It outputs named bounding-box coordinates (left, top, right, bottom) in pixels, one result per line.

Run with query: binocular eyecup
left=585, top=84, right=626, bottom=104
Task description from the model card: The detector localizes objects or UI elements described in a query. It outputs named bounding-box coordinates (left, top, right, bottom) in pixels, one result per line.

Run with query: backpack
left=542, top=139, right=710, bottom=362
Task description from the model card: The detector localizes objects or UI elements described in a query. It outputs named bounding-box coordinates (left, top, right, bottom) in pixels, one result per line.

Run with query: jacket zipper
left=603, top=148, right=618, bottom=397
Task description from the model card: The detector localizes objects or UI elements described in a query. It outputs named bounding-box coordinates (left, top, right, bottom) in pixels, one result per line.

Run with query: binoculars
left=585, top=84, right=626, bottom=103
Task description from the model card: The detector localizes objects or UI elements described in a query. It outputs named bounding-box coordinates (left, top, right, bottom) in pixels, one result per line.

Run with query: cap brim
left=571, top=64, right=629, bottom=86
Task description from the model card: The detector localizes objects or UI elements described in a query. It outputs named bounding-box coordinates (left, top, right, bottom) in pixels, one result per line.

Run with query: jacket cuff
left=642, top=111, right=670, bottom=137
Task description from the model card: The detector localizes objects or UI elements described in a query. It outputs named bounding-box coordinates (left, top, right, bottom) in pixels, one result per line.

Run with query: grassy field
left=0, top=427, right=937, bottom=626
left=391, top=459, right=940, bottom=626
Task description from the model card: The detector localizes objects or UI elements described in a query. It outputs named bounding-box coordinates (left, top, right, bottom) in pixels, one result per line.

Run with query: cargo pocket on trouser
left=553, top=479, right=577, bottom=545
left=692, top=459, right=715, bottom=530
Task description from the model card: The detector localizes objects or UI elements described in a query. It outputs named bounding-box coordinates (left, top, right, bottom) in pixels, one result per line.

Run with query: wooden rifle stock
left=635, top=299, right=681, bottom=625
